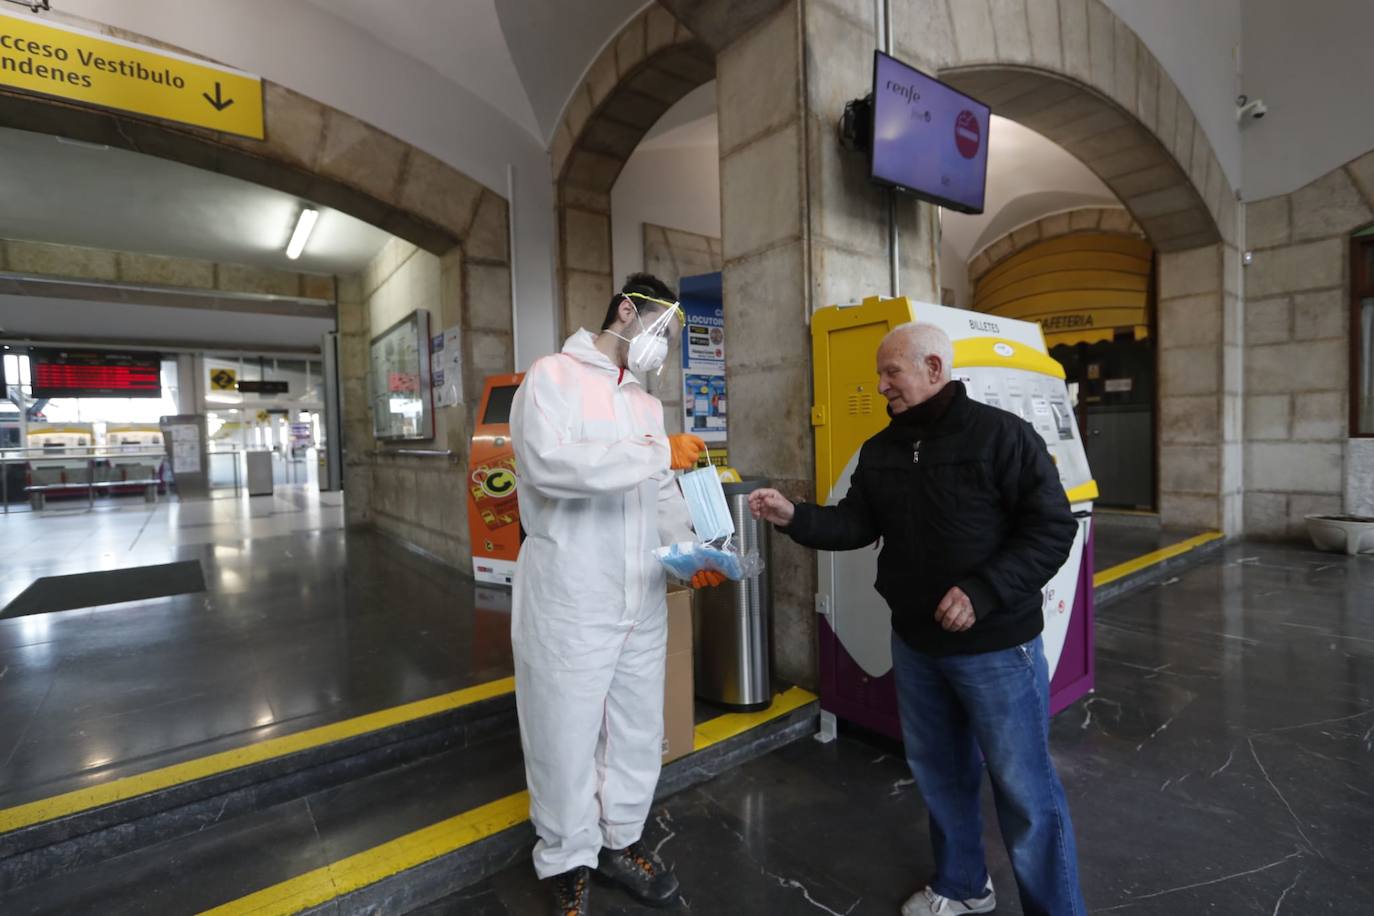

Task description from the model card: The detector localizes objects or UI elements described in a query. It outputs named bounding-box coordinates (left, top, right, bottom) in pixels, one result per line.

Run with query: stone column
left=717, top=0, right=939, bottom=688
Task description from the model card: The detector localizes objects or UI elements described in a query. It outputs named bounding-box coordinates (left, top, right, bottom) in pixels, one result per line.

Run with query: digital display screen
left=483, top=385, right=519, bottom=426
left=870, top=51, right=991, bottom=214
left=30, top=349, right=162, bottom=398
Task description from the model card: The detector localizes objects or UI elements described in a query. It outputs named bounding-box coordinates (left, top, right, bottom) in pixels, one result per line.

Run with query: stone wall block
left=615, top=15, right=648, bottom=77
left=1245, top=340, right=1346, bottom=395
left=217, top=263, right=300, bottom=297
left=1291, top=168, right=1374, bottom=242
left=1024, top=0, right=1062, bottom=68
left=1159, top=492, right=1220, bottom=530
left=1245, top=394, right=1291, bottom=441
left=989, top=0, right=1033, bottom=64
left=117, top=251, right=215, bottom=289
left=564, top=270, right=614, bottom=337
left=1293, top=289, right=1347, bottom=341
left=466, top=193, right=511, bottom=264
left=466, top=263, right=514, bottom=333
left=318, top=111, right=408, bottom=205
left=586, top=47, right=620, bottom=109
left=1292, top=391, right=1347, bottom=441
left=646, top=5, right=680, bottom=54
left=1246, top=442, right=1343, bottom=494
left=1244, top=492, right=1288, bottom=538
left=727, top=365, right=812, bottom=481
left=1159, top=346, right=1219, bottom=397
left=1086, top=1, right=1115, bottom=93
left=1243, top=296, right=1292, bottom=346
left=1244, top=195, right=1290, bottom=249
left=1246, top=238, right=1344, bottom=298
left=724, top=243, right=808, bottom=370
left=399, top=151, right=485, bottom=239
left=1158, top=244, right=1220, bottom=299
left=1158, top=293, right=1221, bottom=349
left=6, top=240, right=115, bottom=279
left=1160, top=395, right=1220, bottom=446
left=949, top=0, right=998, bottom=63
left=718, top=4, right=799, bottom=154
left=1161, top=445, right=1220, bottom=493
left=1058, top=0, right=1091, bottom=82
left=562, top=208, right=612, bottom=273
left=1111, top=22, right=1138, bottom=112
left=721, top=123, right=802, bottom=260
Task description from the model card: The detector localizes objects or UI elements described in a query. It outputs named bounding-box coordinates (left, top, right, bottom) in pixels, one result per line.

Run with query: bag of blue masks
left=654, top=468, right=764, bottom=582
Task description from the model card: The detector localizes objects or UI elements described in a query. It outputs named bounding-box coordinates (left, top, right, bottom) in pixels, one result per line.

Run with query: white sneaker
left=901, top=879, right=996, bottom=915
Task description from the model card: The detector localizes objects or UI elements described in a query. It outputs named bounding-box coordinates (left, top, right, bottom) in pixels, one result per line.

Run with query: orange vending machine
left=468, top=373, right=524, bottom=585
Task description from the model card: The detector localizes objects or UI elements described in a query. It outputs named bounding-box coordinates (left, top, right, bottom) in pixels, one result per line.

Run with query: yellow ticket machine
left=812, top=297, right=1098, bottom=736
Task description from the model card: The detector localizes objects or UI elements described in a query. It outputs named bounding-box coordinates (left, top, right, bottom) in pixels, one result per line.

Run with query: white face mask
left=609, top=295, right=681, bottom=376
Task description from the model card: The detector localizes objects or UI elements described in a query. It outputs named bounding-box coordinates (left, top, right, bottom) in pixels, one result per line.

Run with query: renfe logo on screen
left=870, top=52, right=990, bottom=213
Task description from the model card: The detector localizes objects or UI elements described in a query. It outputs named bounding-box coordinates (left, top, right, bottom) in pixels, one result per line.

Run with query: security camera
left=1236, top=95, right=1267, bottom=122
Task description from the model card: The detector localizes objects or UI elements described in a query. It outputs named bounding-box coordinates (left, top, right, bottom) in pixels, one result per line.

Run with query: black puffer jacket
left=785, top=381, right=1078, bottom=656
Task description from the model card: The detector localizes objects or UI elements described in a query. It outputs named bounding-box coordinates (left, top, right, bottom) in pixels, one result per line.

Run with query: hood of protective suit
left=563, top=329, right=640, bottom=386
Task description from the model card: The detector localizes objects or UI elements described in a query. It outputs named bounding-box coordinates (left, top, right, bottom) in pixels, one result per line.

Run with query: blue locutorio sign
left=679, top=271, right=726, bottom=444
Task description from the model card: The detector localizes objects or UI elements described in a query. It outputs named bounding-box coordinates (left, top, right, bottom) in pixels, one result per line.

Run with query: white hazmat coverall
left=510, top=329, right=694, bottom=879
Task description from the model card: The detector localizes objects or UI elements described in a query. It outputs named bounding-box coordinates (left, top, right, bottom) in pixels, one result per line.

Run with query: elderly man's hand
left=747, top=488, right=795, bottom=527
left=934, top=586, right=976, bottom=632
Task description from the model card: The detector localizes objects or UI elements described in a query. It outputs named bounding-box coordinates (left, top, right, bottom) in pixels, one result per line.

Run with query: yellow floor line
left=200, top=687, right=819, bottom=916
left=1093, top=531, right=1224, bottom=588
left=0, top=677, right=516, bottom=835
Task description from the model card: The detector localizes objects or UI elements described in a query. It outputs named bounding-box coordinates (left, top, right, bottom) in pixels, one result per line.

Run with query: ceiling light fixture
left=285, top=208, right=319, bottom=260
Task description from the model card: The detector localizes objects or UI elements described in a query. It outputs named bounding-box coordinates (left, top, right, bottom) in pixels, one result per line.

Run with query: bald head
left=876, top=322, right=954, bottom=414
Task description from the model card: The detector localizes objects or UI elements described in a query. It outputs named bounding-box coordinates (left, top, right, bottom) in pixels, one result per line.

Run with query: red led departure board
left=31, top=349, right=162, bottom=398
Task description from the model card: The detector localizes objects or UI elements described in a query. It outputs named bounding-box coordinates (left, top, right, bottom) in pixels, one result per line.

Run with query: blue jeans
left=891, top=633, right=1085, bottom=916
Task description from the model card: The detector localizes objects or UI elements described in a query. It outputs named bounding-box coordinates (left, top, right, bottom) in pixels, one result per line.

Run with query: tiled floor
left=442, top=542, right=1374, bottom=914
left=0, top=488, right=513, bottom=809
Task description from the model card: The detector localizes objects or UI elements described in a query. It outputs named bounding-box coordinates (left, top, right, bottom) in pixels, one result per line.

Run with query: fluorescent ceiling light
left=285, top=208, right=319, bottom=260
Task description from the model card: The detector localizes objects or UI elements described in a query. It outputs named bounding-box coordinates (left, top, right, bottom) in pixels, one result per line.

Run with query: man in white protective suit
left=509, top=273, right=723, bottom=916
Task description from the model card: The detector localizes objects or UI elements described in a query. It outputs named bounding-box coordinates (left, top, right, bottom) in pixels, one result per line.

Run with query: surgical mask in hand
left=678, top=467, right=734, bottom=543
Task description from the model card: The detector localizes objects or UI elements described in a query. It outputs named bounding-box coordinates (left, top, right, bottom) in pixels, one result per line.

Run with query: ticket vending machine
left=468, top=373, right=524, bottom=586
left=812, top=297, right=1098, bottom=738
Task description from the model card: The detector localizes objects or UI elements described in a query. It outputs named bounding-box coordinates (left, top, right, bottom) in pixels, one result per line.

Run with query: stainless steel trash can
left=694, top=478, right=772, bottom=711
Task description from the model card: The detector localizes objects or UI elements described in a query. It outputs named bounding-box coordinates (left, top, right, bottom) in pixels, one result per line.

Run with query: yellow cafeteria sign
left=0, top=9, right=263, bottom=139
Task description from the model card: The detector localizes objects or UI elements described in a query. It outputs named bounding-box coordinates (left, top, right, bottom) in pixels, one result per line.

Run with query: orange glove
left=691, top=570, right=726, bottom=588
left=669, top=434, right=707, bottom=470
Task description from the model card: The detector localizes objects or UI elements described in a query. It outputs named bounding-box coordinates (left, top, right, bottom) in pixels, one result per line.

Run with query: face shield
left=615, top=292, right=683, bottom=375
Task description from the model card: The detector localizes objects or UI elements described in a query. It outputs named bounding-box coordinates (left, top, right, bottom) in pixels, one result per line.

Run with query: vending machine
left=468, top=373, right=524, bottom=586
left=812, top=297, right=1097, bottom=738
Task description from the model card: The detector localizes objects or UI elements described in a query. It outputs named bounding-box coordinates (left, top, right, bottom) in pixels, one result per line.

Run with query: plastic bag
left=654, top=535, right=765, bottom=582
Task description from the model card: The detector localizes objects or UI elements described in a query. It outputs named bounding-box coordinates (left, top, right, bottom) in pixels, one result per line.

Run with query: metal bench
left=26, top=478, right=161, bottom=510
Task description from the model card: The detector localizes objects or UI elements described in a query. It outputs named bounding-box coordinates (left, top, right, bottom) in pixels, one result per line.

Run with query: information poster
left=680, top=297, right=726, bottom=444
left=169, top=424, right=201, bottom=473
left=369, top=310, right=433, bottom=440
left=430, top=326, right=464, bottom=408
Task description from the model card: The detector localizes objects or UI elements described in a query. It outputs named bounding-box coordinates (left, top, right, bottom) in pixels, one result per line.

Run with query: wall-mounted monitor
left=369, top=310, right=434, bottom=441
left=870, top=51, right=991, bottom=214
left=30, top=348, right=162, bottom=398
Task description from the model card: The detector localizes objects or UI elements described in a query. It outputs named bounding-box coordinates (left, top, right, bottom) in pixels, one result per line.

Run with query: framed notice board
left=369, top=310, right=434, bottom=441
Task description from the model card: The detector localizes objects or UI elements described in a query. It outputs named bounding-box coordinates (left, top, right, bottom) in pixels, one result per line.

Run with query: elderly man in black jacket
left=749, top=322, right=1085, bottom=916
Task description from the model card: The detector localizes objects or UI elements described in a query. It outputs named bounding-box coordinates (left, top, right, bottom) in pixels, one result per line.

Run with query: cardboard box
left=662, top=585, right=695, bottom=764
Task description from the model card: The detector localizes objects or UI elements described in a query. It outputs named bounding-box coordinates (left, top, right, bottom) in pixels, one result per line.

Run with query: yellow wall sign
left=209, top=367, right=237, bottom=391
left=0, top=9, right=263, bottom=139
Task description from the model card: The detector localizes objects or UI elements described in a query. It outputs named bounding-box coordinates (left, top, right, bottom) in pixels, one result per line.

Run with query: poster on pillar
left=430, top=326, right=463, bottom=408
left=679, top=273, right=726, bottom=445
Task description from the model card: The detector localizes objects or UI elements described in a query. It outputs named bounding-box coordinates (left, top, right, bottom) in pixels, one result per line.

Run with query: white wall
left=1104, top=0, right=1243, bottom=193
left=35, top=0, right=557, bottom=370
left=610, top=141, right=722, bottom=286
left=1241, top=0, right=1374, bottom=200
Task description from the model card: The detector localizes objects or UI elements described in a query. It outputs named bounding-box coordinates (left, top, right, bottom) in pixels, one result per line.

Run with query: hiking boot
left=549, top=865, right=591, bottom=915
left=901, top=878, right=996, bottom=915
left=595, top=841, right=680, bottom=907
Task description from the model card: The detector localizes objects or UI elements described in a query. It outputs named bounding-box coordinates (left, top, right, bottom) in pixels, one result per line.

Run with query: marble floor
left=432, top=541, right=1374, bottom=914
left=0, top=489, right=514, bottom=809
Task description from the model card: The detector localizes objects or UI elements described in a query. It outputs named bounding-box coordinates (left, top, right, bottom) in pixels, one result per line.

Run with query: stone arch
left=550, top=4, right=716, bottom=338
left=968, top=207, right=1146, bottom=285
left=913, top=0, right=1242, bottom=533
